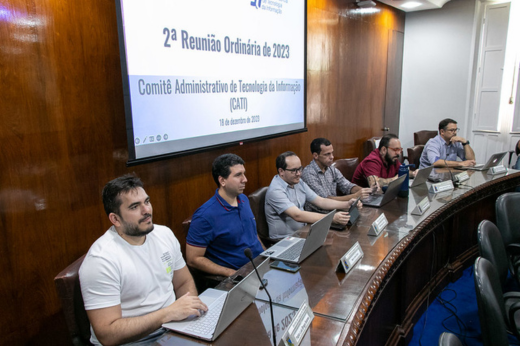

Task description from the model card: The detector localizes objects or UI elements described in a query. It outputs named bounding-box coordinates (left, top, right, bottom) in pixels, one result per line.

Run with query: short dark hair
left=439, top=118, right=457, bottom=132
left=310, top=138, right=332, bottom=155
left=276, top=151, right=297, bottom=171
left=102, top=174, right=144, bottom=216
left=378, top=134, right=399, bottom=150
left=212, top=153, right=245, bottom=187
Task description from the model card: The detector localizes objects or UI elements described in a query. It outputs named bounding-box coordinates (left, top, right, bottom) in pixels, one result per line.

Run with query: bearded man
left=352, top=134, right=416, bottom=188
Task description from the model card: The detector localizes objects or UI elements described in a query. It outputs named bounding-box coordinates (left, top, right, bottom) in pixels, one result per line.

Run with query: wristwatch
left=463, top=141, right=470, bottom=146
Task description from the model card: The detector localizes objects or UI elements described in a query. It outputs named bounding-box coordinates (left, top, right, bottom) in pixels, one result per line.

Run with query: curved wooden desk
left=157, top=170, right=520, bottom=346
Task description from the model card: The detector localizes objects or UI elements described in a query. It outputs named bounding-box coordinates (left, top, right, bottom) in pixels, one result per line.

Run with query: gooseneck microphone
left=244, top=248, right=276, bottom=346
left=444, top=158, right=459, bottom=187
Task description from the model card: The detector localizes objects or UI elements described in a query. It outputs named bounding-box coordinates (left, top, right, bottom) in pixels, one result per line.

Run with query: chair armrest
left=504, top=292, right=520, bottom=301
left=507, top=244, right=520, bottom=257
left=508, top=301, right=520, bottom=339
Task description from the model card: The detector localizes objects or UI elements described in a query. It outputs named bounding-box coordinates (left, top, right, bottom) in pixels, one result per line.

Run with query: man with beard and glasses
left=79, top=174, right=207, bottom=346
left=419, top=118, right=476, bottom=168
left=186, top=154, right=265, bottom=277
left=352, top=134, right=416, bottom=189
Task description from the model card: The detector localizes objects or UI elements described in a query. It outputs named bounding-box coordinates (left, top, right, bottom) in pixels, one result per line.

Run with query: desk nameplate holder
left=368, top=213, right=388, bottom=236
left=454, top=171, right=469, bottom=183
left=429, top=180, right=454, bottom=194
left=336, top=241, right=364, bottom=274
left=281, top=300, right=314, bottom=346
left=488, top=165, right=507, bottom=175
left=411, top=197, right=431, bottom=216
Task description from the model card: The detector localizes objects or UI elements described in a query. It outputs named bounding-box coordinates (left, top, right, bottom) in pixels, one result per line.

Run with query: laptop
left=162, top=258, right=269, bottom=341
left=456, top=152, right=507, bottom=171
left=259, top=209, right=335, bottom=264
left=362, top=174, right=406, bottom=208
left=410, top=166, right=434, bottom=188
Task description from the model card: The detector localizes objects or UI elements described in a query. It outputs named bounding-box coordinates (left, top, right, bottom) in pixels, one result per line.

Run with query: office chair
left=474, top=257, right=520, bottom=346
left=406, top=145, right=424, bottom=171
left=54, top=255, right=92, bottom=346
left=478, top=220, right=520, bottom=292
left=248, top=186, right=277, bottom=247
left=496, top=193, right=520, bottom=278
left=182, top=217, right=227, bottom=292
left=438, top=332, right=463, bottom=346
left=414, top=130, right=437, bottom=146
left=332, top=157, right=359, bottom=182
left=362, top=137, right=381, bottom=160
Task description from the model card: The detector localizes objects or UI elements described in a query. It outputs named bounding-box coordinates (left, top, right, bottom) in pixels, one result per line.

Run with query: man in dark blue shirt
left=186, top=154, right=265, bottom=276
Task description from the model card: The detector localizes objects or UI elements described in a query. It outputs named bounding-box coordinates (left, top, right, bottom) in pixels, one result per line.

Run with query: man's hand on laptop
left=459, top=160, right=476, bottom=167
left=355, top=188, right=372, bottom=200
left=164, top=292, right=208, bottom=322
left=410, top=169, right=418, bottom=178
left=333, top=211, right=350, bottom=226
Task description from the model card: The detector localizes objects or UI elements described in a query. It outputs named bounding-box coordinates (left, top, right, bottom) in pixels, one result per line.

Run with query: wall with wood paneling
left=0, top=0, right=404, bottom=343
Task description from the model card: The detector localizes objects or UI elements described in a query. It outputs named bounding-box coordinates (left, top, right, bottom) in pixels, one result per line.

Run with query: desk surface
left=156, top=169, right=520, bottom=346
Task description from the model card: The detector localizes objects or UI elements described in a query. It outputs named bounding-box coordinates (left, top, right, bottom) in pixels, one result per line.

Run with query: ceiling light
left=401, top=2, right=423, bottom=9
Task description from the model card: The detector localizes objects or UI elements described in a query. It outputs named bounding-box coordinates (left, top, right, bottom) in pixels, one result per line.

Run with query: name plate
left=429, top=180, right=454, bottom=193
left=411, top=197, right=431, bottom=216
left=454, top=171, right=469, bottom=183
left=488, top=165, right=507, bottom=175
left=336, top=241, right=364, bottom=274
left=368, top=213, right=388, bottom=236
left=282, top=300, right=314, bottom=346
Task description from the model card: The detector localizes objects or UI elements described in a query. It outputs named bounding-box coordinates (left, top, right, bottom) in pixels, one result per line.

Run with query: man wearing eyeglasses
left=352, top=134, right=413, bottom=188
left=419, top=118, right=476, bottom=169
left=265, top=151, right=359, bottom=240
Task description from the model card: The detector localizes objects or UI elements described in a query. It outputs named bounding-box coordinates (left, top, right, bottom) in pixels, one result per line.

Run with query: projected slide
left=116, top=0, right=306, bottom=162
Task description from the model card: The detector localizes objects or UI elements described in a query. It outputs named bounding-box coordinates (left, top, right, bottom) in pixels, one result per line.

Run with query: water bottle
left=398, top=164, right=415, bottom=197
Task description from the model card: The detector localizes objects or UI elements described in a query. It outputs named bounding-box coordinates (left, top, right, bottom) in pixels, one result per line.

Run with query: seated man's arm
left=284, top=203, right=351, bottom=226
left=186, top=244, right=236, bottom=277
left=329, top=170, right=372, bottom=200
left=257, top=234, right=266, bottom=250
left=87, top=266, right=208, bottom=345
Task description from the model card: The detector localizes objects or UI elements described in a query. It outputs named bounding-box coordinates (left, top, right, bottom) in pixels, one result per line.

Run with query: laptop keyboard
left=277, top=241, right=305, bottom=261
left=184, top=293, right=226, bottom=336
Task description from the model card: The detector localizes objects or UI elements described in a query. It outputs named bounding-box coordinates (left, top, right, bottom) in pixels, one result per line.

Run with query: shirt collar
left=310, top=159, right=327, bottom=174
left=214, top=189, right=242, bottom=212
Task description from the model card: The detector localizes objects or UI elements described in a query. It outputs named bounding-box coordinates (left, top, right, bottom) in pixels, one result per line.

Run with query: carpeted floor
left=408, top=265, right=520, bottom=346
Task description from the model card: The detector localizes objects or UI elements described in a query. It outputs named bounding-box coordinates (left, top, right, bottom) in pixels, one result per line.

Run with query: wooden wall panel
left=0, top=0, right=404, bottom=344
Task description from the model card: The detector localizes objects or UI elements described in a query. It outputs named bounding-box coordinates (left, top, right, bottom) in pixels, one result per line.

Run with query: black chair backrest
left=478, top=220, right=509, bottom=289
left=474, top=257, right=510, bottom=346
left=496, top=192, right=520, bottom=246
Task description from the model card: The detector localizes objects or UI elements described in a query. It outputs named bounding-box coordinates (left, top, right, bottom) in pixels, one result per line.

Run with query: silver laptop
left=259, top=210, right=335, bottom=264
left=362, top=174, right=406, bottom=208
left=162, top=258, right=269, bottom=341
left=410, top=166, right=434, bottom=188
left=457, top=152, right=507, bottom=171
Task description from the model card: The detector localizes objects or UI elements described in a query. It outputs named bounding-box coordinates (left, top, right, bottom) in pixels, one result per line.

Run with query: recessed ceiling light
left=401, top=1, right=423, bottom=9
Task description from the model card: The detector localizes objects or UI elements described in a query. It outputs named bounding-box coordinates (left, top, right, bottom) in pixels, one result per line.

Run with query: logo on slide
left=250, top=0, right=262, bottom=9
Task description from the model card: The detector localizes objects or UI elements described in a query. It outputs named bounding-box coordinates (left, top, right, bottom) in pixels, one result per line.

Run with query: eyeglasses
left=387, top=147, right=403, bottom=154
left=285, top=166, right=303, bottom=174
left=445, top=128, right=460, bottom=133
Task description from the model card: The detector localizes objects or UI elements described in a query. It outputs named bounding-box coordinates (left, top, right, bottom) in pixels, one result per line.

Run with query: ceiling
left=374, top=0, right=452, bottom=12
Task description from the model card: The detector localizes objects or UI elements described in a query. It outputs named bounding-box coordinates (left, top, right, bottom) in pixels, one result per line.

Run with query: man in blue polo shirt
left=186, top=154, right=265, bottom=277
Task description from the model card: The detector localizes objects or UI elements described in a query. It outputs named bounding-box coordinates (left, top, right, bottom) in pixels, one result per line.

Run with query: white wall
left=399, top=0, right=479, bottom=150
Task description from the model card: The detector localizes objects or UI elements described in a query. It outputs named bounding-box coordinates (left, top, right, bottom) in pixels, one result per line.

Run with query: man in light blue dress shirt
left=419, top=118, right=476, bottom=169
